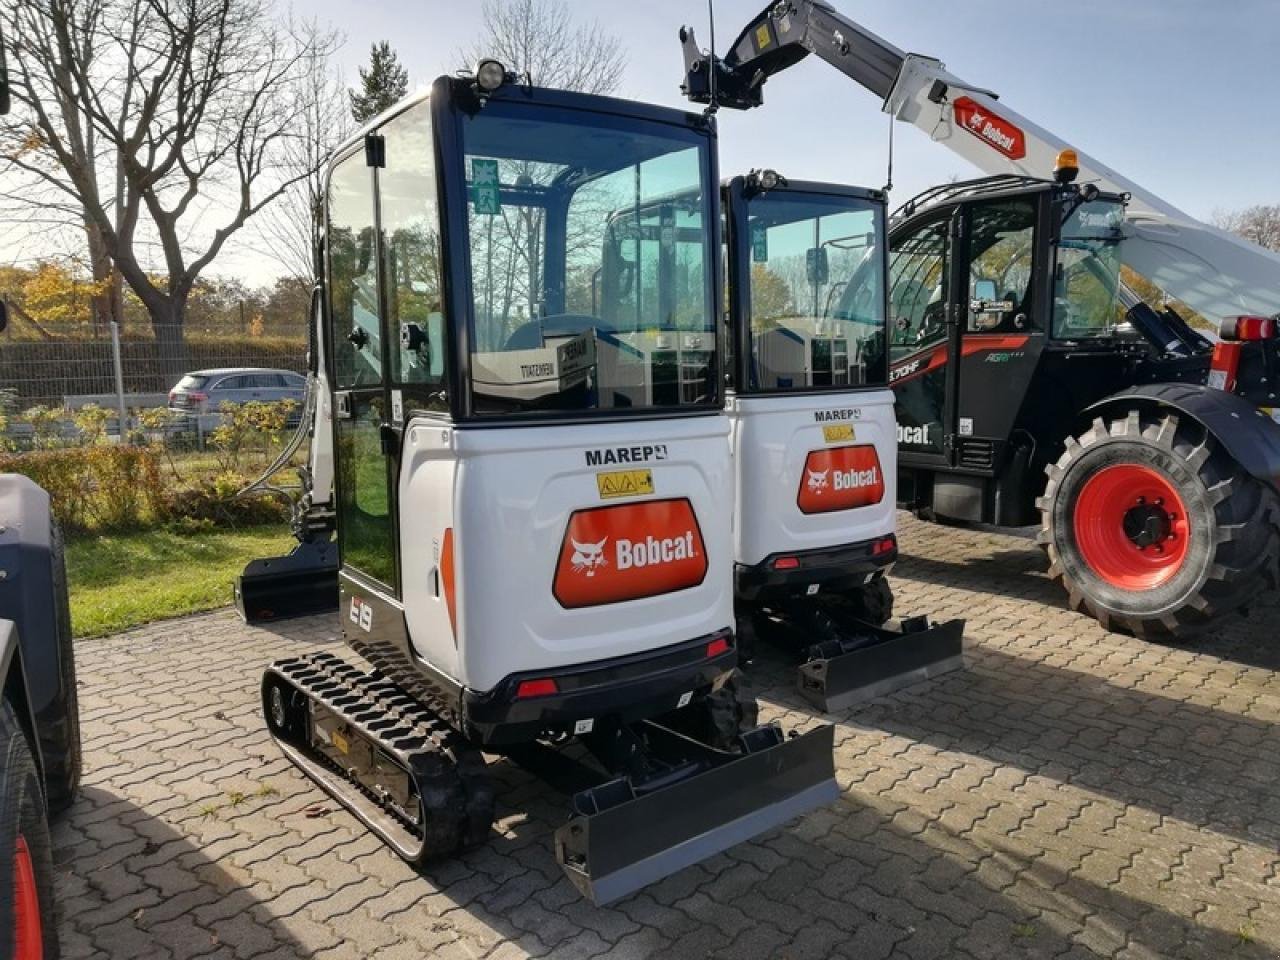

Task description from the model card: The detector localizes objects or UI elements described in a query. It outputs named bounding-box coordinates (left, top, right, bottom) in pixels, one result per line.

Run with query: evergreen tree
left=349, top=42, right=409, bottom=123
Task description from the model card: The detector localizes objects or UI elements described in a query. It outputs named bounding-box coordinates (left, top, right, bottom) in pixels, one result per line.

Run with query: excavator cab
left=723, top=174, right=963, bottom=710
left=256, top=69, right=837, bottom=905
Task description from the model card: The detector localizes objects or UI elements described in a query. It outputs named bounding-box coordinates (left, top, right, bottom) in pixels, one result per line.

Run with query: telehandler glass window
left=380, top=104, right=447, bottom=410
left=888, top=218, right=949, bottom=356
left=1052, top=200, right=1125, bottom=339
left=459, top=104, right=715, bottom=416
left=966, top=200, right=1035, bottom=333
left=745, top=194, right=886, bottom=391
left=328, top=152, right=383, bottom=389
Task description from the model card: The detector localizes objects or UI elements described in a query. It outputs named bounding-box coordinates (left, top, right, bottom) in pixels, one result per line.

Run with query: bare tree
left=0, top=0, right=339, bottom=380
left=460, top=0, right=627, bottom=96
left=252, top=20, right=351, bottom=286
left=459, top=0, right=628, bottom=344
left=1213, top=205, right=1280, bottom=253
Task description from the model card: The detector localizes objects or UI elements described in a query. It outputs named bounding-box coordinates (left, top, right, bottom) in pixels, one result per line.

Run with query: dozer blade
left=235, top=539, right=339, bottom=623
left=555, top=721, right=837, bottom=905
left=797, top=617, right=965, bottom=713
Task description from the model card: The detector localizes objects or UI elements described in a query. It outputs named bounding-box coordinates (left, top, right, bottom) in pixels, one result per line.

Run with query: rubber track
left=272, top=651, right=493, bottom=859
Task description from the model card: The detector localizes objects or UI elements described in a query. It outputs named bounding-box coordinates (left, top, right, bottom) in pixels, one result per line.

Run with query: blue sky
left=301, top=0, right=1277, bottom=216
left=160, top=0, right=1280, bottom=283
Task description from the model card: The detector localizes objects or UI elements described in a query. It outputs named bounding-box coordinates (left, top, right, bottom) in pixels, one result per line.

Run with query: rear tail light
left=772, top=556, right=800, bottom=570
left=515, top=678, right=558, bottom=699
left=189, top=391, right=208, bottom=403
left=705, top=635, right=731, bottom=658
left=1220, top=315, right=1277, bottom=341
left=167, top=390, right=175, bottom=403
left=872, top=534, right=897, bottom=557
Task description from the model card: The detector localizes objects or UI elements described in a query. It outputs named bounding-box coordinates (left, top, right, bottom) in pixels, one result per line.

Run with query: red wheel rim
left=14, top=835, right=44, bottom=960
left=1072, top=463, right=1190, bottom=590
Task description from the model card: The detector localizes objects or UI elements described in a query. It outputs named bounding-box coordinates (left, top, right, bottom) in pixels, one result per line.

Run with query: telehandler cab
left=679, top=0, right=1280, bottom=639
left=251, top=65, right=837, bottom=906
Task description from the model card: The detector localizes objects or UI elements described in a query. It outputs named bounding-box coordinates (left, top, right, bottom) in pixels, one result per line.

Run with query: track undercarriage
left=263, top=650, right=837, bottom=905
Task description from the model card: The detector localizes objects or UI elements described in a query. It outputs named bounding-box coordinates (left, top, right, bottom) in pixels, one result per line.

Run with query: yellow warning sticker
left=596, top=469, right=655, bottom=500
left=823, top=424, right=855, bottom=443
left=755, top=24, right=772, bottom=51
left=331, top=729, right=350, bottom=755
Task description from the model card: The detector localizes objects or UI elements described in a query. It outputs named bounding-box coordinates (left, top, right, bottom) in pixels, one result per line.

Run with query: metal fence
left=1, top=321, right=307, bottom=407
left=1, top=319, right=308, bottom=445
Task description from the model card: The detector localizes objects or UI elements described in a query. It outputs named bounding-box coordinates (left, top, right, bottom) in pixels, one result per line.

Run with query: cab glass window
left=744, top=192, right=886, bottom=390
left=327, top=153, right=383, bottom=388
left=459, top=103, right=716, bottom=416
left=888, top=217, right=950, bottom=358
left=967, top=200, right=1036, bottom=333
left=1053, top=199, right=1125, bottom=339
left=380, top=104, right=448, bottom=411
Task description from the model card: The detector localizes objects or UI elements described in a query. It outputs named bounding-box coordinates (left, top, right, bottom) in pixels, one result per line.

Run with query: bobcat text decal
left=952, top=96, right=1027, bottom=161
left=553, top=498, right=708, bottom=608
left=797, top=445, right=885, bottom=514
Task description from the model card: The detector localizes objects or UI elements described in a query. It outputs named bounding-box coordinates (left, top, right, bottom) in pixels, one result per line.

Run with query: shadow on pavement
left=893, top=545, right=1280, bottom=671
left=854, top=645, right=1279, bottom=851
left=52, top=787, right=315, bottom=960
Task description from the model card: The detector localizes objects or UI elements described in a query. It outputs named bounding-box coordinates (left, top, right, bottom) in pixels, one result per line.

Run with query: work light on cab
left=475, top=59, right=508, bottom=92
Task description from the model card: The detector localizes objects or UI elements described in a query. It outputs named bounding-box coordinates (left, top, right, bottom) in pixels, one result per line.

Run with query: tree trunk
left=150, top=298, right=188, bottom=390
left=85, top=219, right=115, bottom=337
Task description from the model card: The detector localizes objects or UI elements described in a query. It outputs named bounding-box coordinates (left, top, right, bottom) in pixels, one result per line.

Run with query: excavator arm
left=681, top=0, right=1280, bottom=322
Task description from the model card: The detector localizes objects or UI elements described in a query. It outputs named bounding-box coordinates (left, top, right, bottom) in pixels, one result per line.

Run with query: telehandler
left=250, top=64, right=837, bottom=906
left=680, top=0, right=1280, bottom=639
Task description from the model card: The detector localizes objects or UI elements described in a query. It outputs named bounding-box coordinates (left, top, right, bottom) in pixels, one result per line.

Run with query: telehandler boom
left=680, top=1, right=1280, bottom=639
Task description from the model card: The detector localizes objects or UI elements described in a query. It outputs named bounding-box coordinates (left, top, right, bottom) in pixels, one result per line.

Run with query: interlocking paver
left=55, top=514, right=1280, bottom=958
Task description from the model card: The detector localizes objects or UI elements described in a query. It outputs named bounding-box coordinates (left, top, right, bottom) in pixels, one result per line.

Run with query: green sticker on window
left=472, top=158, right=500, bottom=215
left=751, top=224, right=768, bottom=262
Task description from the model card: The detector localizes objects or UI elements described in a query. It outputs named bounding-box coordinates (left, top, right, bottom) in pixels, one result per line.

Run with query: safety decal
left=596, top=468, right=655, bottom=500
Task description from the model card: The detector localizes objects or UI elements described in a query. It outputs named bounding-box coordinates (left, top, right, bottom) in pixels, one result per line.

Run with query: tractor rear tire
left=1039, top=410, right=1280, bottom=639
left=1, top=697, right=61, bottom=960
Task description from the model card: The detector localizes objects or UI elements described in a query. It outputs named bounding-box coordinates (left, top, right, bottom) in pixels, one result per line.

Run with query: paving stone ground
left=55, top=514, right=1280, bottom=959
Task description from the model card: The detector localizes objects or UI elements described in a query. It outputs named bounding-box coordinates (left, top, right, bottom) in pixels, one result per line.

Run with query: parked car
left=168, top=367, right=307, bottom=423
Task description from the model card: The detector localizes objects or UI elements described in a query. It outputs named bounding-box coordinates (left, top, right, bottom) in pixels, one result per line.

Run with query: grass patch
left=66, top=524, right=295, bottom=637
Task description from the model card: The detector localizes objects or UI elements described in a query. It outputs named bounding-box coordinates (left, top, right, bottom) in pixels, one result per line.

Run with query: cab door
left=952, top=195, right=1045, bottom=470
left=888, top=208, right=962, bottom=466
left=326, top=146, right=400, bottom=596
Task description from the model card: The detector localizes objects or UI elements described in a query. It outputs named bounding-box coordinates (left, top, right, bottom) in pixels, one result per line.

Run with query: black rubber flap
left=555, top=723, right=837, bottom=905
left=235, top=539, right=339, bottom=623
